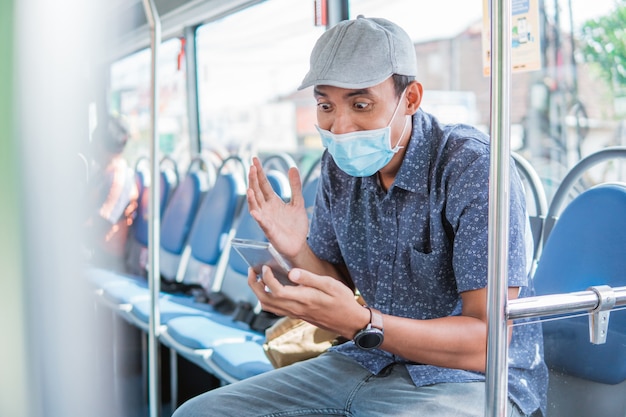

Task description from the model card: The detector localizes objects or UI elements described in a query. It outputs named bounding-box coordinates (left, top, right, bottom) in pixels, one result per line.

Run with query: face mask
left=316, top=90, right=409, bottom=177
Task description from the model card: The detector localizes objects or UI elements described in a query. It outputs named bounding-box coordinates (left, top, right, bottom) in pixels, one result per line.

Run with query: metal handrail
left=508, top=286, right=626, bottom=321
left=141, top=0, right=161, bottom=416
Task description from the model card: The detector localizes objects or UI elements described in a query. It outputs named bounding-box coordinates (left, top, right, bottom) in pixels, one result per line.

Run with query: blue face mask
left=316, top=90, right=409, bottom=177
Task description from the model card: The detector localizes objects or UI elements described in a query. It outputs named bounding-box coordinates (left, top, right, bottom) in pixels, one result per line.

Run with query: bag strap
left=202, top=291, right=236, bottom=314
left=232, top=301, right=281, bottom=332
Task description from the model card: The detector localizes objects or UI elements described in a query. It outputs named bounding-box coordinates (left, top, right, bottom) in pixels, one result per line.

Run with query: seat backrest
left=180, top=169, right=247, bottom=291
left=131, top=164, right=151, bottom=246
left=159, top=169, right=211, bottom=280
left=215, top=170, right=291, bottom=307
left=132, top=165, right=178, bottom=247
left=125, top=162, right=179, bottom=276
left=159, top=166, right=179, bottom=213
left=301, top=171, right=320, bottom=224
left=533, top=183, right=626, bottom=385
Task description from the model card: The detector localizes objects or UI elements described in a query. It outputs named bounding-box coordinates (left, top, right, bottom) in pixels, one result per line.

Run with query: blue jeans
left=173, top=352, right=525, bottom=417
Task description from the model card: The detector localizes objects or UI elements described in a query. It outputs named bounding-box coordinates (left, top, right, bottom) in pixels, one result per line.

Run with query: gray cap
left=298, top=16, right=417, bottom=90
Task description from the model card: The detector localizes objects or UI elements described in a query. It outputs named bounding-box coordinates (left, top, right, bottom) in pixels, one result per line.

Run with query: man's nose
left=329, top=108, right=355, bottom=135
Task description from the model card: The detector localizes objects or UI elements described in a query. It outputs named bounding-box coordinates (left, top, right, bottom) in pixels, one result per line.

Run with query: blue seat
left=177, top=170, right=247, bottom=292
left=87, top=161, right=179, bottom=287
left=124, top=161, right=249, bottom=330
left=213, top=169, right=292, bottom=309
left=209, top=172, right=320, bottom=381
left=159, top=169, right=211, bottom=281
left=161, top=169, right=292, bottom=383
left=94, top=168, right=210, bottom=309
left=209, top=340, right=273, bottom=381
left=220, top=172, right=321, bottom=379
left=206, top=171, right=320, bottom=382
left=132, top=165, right=178, bottom=247
left=532, top=183, right=626, bottom=416
left=124, top=159, right=179, bottom=277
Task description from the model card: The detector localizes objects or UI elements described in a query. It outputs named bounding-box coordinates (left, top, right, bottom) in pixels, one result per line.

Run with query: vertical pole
left=141, top=0, right=162, bottom=416
left=485, top=0, right=512, bottom=416
left=325, top=0, right=349, bottom=28
left=183, top=26, right=201, bottom=155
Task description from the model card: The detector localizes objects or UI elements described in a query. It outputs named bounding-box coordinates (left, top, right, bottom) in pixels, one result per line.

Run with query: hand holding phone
left=231, top=238, right=295, bottom=286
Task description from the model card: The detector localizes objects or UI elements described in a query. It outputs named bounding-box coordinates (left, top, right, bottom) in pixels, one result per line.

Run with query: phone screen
left=231, top=238, right=294, bottom=286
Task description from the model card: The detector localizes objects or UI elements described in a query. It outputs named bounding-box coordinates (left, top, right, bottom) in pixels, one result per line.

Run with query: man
left=174, top=16, right=547, bottom=417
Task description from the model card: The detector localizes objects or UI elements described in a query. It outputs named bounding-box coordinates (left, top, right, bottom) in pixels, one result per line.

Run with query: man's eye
left=317, top=103, right=332, bottom=111
left=354, top=102, right=369, bottom=110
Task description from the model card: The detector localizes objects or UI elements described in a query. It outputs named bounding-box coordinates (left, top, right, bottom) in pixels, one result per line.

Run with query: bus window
left=110, top=37, right=190, bottom=172
left=195, top=0, right=325, bottom=160
left=349, top=0, right=625, bottom=203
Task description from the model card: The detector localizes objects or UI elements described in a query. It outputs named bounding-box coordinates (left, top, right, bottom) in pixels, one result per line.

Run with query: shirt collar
left=387, top=110, right=432, bottom=195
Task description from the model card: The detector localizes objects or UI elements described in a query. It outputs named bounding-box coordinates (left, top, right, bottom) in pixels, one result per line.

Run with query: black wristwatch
left=353, top=306, right=384, bottom=350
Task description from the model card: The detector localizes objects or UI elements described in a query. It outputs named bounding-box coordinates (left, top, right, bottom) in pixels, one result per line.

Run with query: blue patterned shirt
left=308, top=110, right=548, bottom=416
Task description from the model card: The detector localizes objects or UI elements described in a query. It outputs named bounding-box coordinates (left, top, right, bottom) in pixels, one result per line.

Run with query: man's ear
left=405, top=81, right=423, bottom=115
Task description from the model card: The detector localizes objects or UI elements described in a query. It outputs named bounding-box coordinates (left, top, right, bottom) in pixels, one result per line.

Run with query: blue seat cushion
left=211, top=341, right=273, bottom=380
left=165, top=316, right=263, bottom=350
left=100, top=280, right=150, bottom=304
left=131, top=297, right=209, bottom=324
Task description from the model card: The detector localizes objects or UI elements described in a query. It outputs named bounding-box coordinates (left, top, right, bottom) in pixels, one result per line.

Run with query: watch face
left=355, top=328, right=384, bottom=350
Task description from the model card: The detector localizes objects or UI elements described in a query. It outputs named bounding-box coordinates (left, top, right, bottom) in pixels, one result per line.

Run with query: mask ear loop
left=389, top=89, right=410, bottom=152
left=391, top=116, right=410, bottom=153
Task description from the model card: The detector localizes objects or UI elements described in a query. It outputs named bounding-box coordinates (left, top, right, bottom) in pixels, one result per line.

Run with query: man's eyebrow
left=344, top=89, right=371, bottom=98
left=313, top=87, right=373, bottom=98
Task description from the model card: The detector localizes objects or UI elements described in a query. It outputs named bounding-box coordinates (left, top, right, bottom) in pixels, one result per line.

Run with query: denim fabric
left=172, top=352, right=526, bottom=417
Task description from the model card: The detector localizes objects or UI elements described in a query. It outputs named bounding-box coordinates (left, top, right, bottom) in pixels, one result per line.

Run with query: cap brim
left=297, top=73, right=394, bottom=91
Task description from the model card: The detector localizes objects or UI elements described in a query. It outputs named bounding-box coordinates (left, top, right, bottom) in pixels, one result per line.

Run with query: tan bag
left=263, top=317, right=340, bottom=368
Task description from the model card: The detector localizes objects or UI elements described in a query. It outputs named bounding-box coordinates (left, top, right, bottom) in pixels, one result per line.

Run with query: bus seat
left=122, top=160, right=249, bottom=330
left=159, top=169, right=211, bottom=281
left=132, top=157, right=178, bottom=245
left=213, top=169, right=291, bottom=311
left=178, top=170, right=246, bottom=293
left=206, top=174, right=320, bottom=382
left=161, top=169, right=291, bottom=384
left=301, top=169, right=320, bottom=224
left=97, top=168, right=209, bottom=307
left=208, top=340, right=273, bottom=381
left=91, top=162, right=212, bottom=410
left=86, top=163, right=177, bottom=289
left=532, top=183, right=626, bottom=416
left=125, top=164, right=179, bottom=276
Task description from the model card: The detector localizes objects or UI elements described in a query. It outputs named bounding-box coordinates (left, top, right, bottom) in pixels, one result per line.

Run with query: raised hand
left=247, top=157, right=310, bottom=259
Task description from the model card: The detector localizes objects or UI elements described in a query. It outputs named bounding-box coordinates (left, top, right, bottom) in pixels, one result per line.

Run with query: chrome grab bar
left=507, top=285, right=626, bottom=344
left=141, top=0, right=162, bottom=416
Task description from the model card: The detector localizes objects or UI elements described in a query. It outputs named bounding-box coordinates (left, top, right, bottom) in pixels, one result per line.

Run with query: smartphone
left=230, top=238, right=295, bottom=286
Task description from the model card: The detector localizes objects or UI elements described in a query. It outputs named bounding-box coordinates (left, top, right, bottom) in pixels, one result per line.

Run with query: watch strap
left=367, top=307, right=383, bottom=331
